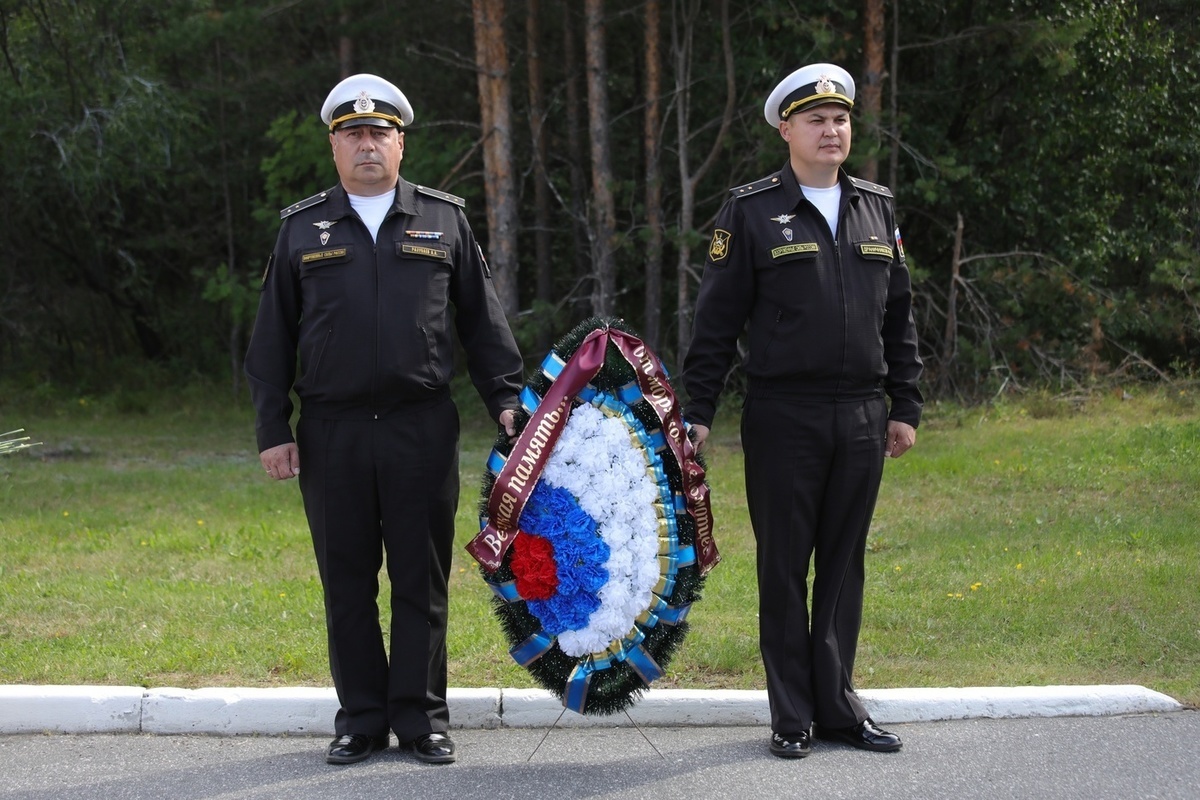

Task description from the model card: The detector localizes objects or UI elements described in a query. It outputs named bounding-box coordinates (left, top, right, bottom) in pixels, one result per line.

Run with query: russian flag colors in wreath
left=467, top=317, right=718, bottom=715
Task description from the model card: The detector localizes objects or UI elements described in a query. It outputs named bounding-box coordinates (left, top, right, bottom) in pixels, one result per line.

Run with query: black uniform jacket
left=245, top=179, right=523, bottom=453
left=683, top=163, right=923, bottom=429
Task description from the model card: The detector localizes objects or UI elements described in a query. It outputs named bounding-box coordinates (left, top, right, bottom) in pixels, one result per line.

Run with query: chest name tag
left=402, top=243, right=448, bottom=259
left=771, top=242, right=819, bottom=259
left=859, top=243, right=894, bottom=258
left=301, top=248, right=348, bottom=263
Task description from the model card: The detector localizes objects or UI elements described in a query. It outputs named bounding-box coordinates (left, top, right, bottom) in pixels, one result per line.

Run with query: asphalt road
left=1, top=712, right=1195, bottom=800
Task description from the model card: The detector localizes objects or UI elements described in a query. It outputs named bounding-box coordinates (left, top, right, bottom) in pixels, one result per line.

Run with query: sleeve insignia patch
left=708, top=229, right=732, bottom=262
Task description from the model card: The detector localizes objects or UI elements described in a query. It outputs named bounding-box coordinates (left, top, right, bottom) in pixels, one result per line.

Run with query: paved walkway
left=1, top=713, right=1197, bottom=800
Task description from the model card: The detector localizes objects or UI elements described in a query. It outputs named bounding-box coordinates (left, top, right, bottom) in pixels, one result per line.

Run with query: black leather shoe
left=411, top=732, right=456, bottom=764
left=326, top=733, right=389, bottom=764
left=769, top=730, right=812, bottom=758
left=818, top=718, right=902, bottom=752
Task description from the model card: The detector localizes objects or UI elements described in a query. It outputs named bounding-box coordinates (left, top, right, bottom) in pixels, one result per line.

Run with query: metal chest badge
left=314, top=220, right=337, bottom=246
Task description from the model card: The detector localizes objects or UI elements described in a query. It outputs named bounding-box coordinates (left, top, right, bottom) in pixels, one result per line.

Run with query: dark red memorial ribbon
left=466, top=327, right=719, bottom=576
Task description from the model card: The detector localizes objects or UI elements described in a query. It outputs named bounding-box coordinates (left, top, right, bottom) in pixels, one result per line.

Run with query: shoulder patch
left=729, top=174, right=783, bottom=199
left=708, top=229, right=732, bottom=262
left=848, top=176, right=893, bottom=198
left=416, top=185, right=467, bottom=208
left=280, top=190, right=332, bottom=220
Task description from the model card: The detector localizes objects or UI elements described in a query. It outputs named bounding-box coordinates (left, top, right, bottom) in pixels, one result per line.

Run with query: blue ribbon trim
left=638, top=594, right=692, bottom=628
left=486, top=448, right=508, bottom=475
left=511, top=632, right=555, bottom=667
left=520, top=386, right=542, bottom=416
left=624, top=645, right=664, bottom=685
left=541, top=350, right=566, bottom=381
left=563, top=661, right=594, bottom=713
left=616, top=381, right=643, bottom=406
left=486, top=579, right=522, bottom=603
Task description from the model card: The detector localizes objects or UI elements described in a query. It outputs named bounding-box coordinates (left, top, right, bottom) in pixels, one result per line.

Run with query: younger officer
left=245, top=74, right=523, bottom=765
left=683, top=63, right=922, bottom=758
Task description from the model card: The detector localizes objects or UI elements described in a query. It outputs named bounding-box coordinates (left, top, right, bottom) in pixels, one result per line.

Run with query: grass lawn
left=1, top=379, right=1197, bottom=707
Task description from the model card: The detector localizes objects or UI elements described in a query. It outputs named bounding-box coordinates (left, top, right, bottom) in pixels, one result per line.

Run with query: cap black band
left=779, top=81, right=853, bottom=120
left=329, top=99, right=405, bottom=130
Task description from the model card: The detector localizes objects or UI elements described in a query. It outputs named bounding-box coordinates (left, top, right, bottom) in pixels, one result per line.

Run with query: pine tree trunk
left=527, top=0, right=553, bottom=350
left=584, top=0, right=617, bottom=317
left=642, top=0, right=664, bottom=350
left=472, top=0, right=520, bottom=315
left=861, top=0, right=886, bottom=183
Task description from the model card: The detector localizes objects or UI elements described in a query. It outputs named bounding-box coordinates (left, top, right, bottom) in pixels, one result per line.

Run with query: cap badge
left=816, top=75, right=835, bottom=94
left=770, top=213, right=795, bottom=224
left=354, top=91, right=375, bottom=114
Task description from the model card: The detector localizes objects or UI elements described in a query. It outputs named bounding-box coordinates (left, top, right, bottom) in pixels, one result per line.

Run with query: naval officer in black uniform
left=245, top=73, right=523, bottom=765
left=683, top=63, right=923, bottom=759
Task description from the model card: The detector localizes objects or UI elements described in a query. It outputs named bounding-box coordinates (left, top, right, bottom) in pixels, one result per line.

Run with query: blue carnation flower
left=520, top=481, right=610, bottom=636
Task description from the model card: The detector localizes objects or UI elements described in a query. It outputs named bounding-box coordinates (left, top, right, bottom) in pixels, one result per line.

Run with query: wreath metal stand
left=525, top=708, right=666, bottom=762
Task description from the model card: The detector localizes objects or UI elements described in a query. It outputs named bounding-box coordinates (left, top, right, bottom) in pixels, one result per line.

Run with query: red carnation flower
left=510, top=531, right=559, bottom=600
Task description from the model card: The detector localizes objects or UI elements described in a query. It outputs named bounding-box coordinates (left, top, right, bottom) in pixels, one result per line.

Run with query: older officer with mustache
left=246, top=74, right=523, bottom=766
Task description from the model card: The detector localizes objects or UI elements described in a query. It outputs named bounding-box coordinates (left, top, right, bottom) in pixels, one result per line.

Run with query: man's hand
left=689, top=424, right=711, bottom=454
left=261, top=443, right=300, bottom=480
left=884, top=420, right=916, bottom=459
left=499, top=409, right=518, bottom=441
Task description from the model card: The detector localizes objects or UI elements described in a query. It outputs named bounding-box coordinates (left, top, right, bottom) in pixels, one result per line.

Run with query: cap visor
left=335, top=116, right=398, bottom=130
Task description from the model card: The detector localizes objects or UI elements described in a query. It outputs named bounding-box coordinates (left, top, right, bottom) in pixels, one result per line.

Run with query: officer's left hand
left=884, top=421, right=916, bottom=459
left=499, top=409, right=518, bottom=442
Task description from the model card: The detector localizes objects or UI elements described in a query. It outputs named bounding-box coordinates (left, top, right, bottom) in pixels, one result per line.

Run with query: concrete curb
left=0, top=684, right=1183, bottom=736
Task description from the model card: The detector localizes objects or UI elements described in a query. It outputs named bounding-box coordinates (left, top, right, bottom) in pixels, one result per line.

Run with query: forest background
left=0, top=0, right=1197, bottom=401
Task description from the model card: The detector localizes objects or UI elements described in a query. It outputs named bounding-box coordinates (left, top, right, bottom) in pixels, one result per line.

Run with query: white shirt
left=347, top=189, right=395, bottom=242
left=800, top=183, right=842, bottom=239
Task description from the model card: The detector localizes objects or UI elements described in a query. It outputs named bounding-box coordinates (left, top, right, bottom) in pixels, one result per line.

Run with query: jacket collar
left=325, top=177, right=418, bottom=219
left=778, top=162, right=860, bottom=211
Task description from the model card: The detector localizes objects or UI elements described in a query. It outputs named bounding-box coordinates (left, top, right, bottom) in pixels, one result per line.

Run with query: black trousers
left=741, top=392, right=887, bottom=734
left=297, top=398, right=459, bottom=740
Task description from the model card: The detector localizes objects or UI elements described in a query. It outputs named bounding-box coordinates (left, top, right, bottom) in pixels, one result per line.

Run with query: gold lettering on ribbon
left=611, top=330, right=720, bottom=575
left=466, top=330, right=609, bottom=572
left=468, top=326, right=720, bottom=575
